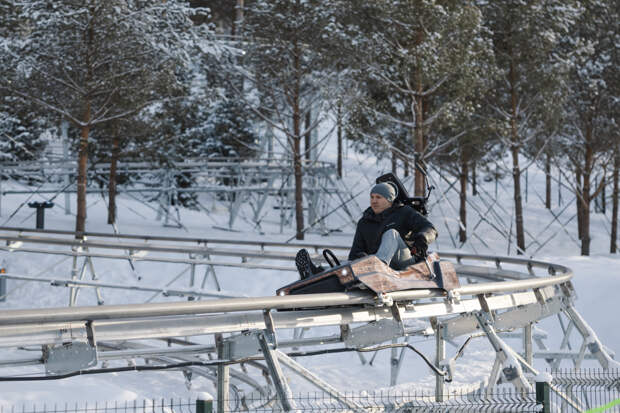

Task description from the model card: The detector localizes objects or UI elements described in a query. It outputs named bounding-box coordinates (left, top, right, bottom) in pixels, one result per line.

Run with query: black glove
left=410, top=233, right=428, bottom=258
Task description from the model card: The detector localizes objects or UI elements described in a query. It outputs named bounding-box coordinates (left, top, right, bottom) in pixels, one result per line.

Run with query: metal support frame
left=276, top=350, right=368, bottom=413
left=0, top=235, right=618, bottom=405
left=433, top=318, right=446, bottom=402
left=389, top=338, right=398, bottom=386
left=426, top=162, right=586, bottom=256
left=69, top=247, right=79, bottom=306
left=194, top=245, right=222, bottom=293
left=252, top=175, right=276, bottom=226
left=523, top=322, right=533, bottom=365
left=3, top=153, right=608, bottom=260
left=228, top=166, right=246, bottom=229
left=68, top=245, right=104, bottom=307
left=258, top=331, right=296, bottom=412
left=0, top=158, right=346, bottom=234
left=474, top=310, right=534, bottom=394
left=562, top=304, right=620, bottom=370
left=216, top=333, right=231, bottom=413
left=389, top=336, right=408, bottom=386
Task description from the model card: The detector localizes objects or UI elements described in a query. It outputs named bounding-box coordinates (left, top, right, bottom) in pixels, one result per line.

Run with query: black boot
left=295, top=249, right=324, bottom=279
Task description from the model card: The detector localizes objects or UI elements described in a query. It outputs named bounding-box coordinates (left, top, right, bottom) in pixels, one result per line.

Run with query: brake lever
left=412, top=247, right=436, bottom=280
left=423, top=254, right=437, bottom=280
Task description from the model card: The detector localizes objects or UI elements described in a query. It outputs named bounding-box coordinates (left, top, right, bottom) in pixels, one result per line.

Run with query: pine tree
left=478, top=0, right=581, bottom=255
left=342, top=0, right=493, bottom=197
left=0, top=96, right=49, bottom=163
left=0, top=0, right=50, bottom=163
left=432, top=92, right=498, bottom=245
left=242, top=0, right=338, bottom=240
left=0, top=0, right=212, bottom=233
left=555, top=0, right=618, bottom=255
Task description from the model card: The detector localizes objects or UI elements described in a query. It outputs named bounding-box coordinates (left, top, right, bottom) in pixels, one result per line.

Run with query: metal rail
left=0, top=230, right=569, bottom=275
left=0, top=271, right=572, bottom=326
left=0, top=229, right=616, bottom=411
left=0, top=226, right=349, bottom=251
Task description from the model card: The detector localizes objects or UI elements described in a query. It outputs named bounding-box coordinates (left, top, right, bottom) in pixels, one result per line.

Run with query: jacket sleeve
left=403, top=208, right=438, bottom=246
left=348, top=222, right=368, bottom=261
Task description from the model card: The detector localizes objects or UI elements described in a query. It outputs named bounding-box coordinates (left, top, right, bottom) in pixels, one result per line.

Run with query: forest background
left=0, top=0, right=617, bottom=256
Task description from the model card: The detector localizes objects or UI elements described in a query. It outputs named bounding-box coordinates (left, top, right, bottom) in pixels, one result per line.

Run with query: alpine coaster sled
left=277, top=252, right=459, bottom=296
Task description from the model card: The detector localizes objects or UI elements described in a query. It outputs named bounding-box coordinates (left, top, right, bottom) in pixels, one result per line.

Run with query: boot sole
left=295, top=249, right=313, bottom=280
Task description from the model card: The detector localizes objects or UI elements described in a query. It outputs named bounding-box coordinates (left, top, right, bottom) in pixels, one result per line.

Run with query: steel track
left=0, top=227, right=617, bottom=410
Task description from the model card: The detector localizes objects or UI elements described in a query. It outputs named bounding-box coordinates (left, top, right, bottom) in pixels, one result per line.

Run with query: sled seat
left=276, top=253, right=459, bottom=296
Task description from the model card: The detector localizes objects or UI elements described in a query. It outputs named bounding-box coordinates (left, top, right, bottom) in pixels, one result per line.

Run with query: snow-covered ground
left=0, top=136, right=618, bottom=405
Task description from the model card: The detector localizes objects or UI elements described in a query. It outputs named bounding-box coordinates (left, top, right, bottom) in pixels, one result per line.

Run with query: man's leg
left=375, top=229, right=418, bottom=270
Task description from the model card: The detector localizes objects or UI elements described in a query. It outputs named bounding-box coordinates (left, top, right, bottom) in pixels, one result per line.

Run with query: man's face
left=370, top=193, right=392, bottom=214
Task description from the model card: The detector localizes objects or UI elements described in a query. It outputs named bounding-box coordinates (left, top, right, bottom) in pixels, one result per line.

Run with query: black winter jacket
left=348, top=203, right=437, bottom=261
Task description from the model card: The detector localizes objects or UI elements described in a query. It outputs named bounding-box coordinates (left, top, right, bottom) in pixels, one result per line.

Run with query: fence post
left=195, top=393, right=213, bottom=413
left=536, top=381, right=550, bottom=413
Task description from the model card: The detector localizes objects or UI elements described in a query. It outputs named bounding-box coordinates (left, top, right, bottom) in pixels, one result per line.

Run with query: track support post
left=69, top=247, right=80, bottom=306
left=258, top=331, right=296, bottom=412
left=523, top=323, right=533, bottom=365
left=474, top=311, right=533, bottom=394
left=431, top=317, right=446, bottom=402
left=215, top=333, right=230, bottom=413
left=563, top=304, right=620, bottom=369
left=276, top=350, right=368, bottom=413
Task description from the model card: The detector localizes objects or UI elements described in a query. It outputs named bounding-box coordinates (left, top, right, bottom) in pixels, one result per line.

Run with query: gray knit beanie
left=370, top=182, right=397, bottom=203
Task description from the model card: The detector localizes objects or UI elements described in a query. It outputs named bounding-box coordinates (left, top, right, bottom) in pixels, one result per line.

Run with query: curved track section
left=0, top=228, right=617, bottom=410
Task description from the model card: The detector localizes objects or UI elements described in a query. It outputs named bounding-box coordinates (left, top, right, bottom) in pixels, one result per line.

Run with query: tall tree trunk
left=600, top=176, right=606, bottom=214
left=576, top=169, right=584, bottom=240
left=471, top=160, right=477, bottom=196
left=293, top=132, right=303, bottom=240
left=545, top=152, right=552, bottom=209
left=76, top=103, right=90, bottom=238
left=107, top=136, right=120, bottom=225
left=580, top=190, right=591, bottom=256
left=293, top=36, right=304, bottom=240
left=391, top=150, right=397, bottom=175
left=459, top=152, right=469, bottom=243
left=509, top=60, right=525, bottom=254
left=611, top=149, right=619, bottom=253
left=76, top=12, right=94, bottom=239
left=580, top=126, right=594, bottom=256
left=413, top=64, right=424, bottom=196
left=304, top=108, right=311, bottom=161
left=413, top=94, right=425, bottom=196
left=232, top=0, right=244, bottom=36
left=336, top=101, right=343, bottom=178
left=75, top=14, right=95, bottom=239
